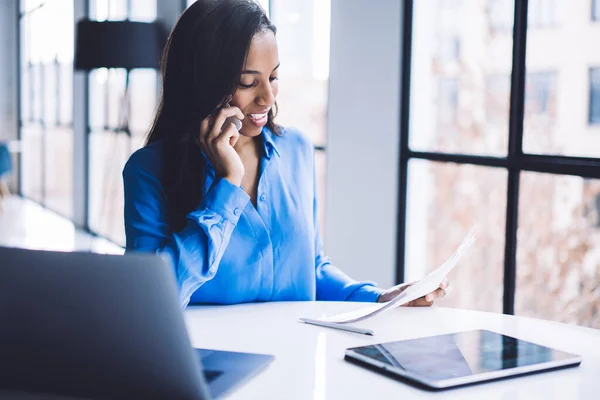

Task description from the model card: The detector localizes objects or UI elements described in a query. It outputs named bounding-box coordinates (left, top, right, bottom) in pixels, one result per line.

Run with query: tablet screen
left=347, top=330, right=578, bottom=382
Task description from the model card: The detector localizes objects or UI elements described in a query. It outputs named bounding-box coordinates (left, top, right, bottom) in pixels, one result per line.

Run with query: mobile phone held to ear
left=223, top=103, right=242, bottom=131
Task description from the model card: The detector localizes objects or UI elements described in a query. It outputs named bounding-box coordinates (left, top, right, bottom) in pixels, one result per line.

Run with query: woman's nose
left=256, top=81, right=275, bottom=106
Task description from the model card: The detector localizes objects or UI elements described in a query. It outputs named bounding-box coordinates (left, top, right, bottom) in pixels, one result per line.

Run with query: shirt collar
left=262, top=126, right=281, bottom=159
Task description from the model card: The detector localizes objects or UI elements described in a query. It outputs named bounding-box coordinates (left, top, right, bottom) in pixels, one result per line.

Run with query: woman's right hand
left=198, top=105, right=245, bottom=186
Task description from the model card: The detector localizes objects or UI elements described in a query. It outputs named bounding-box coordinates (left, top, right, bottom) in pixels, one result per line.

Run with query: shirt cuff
left=347, top=284, right=386, bottom=303
left=194, top=178, right=250, bottom=225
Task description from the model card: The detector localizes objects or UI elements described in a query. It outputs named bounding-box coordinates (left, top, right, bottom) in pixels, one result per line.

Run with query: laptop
left=345, top=329, right=582, bottom=390
left=0, top=246, right=274, bottom=399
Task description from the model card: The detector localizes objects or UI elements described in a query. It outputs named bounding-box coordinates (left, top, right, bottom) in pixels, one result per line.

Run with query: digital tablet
left=344, top=329, right=581, bottom=390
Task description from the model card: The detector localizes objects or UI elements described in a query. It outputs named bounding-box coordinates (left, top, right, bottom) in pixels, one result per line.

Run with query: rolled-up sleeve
left=123, top=153, right=249, bottom=308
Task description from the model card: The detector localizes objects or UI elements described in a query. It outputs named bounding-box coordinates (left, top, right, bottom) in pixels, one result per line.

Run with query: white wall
left=326, top=0, right=403, bottom=289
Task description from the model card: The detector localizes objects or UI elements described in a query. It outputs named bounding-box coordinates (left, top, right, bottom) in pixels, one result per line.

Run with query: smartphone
left=222, top=102, right=242, bottom=131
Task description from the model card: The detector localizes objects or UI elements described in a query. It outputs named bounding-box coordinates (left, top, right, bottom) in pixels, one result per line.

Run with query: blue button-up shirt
left=123, top=127, right=384, bottom=307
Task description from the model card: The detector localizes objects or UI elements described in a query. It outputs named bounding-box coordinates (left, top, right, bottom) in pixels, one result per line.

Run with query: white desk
left=184, top=301, right=600, bottom=400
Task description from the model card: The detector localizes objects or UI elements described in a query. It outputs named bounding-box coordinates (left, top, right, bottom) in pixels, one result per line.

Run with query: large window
left=19, top=0, right=74, bottom=218
left=400, top=0, right=600, bottom=328
left=87, top=0, right=158, bottom=244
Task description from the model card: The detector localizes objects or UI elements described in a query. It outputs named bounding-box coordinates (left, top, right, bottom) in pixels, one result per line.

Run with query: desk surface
left=184, top=301, right=600, bottom=400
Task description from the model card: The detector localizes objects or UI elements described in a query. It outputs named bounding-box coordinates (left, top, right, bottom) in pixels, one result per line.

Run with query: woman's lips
left=247, top=111, right=269, bottom=127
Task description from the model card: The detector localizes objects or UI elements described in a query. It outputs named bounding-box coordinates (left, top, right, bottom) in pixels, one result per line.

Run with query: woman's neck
left=234, top=133, right=261, bottom=155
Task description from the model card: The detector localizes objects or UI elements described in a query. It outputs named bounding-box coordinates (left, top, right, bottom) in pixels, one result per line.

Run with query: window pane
left=591, top=68, right=600, bottom=125
left=528, top=0, right=559, bottom=28
left=44, top=127, right=73, bottom=218
left=594, top=0, right=600, bottom=22
left=87, top=0, right=156, bottom=244
left=43, top=62, right=57, bottom=126
left=130, top=0, right=157, bottom=22
left=523, top=2, right=600, bottom=157
left=59, top=63, right=73, bottom=125
left=89, top=69, right=108, bottom=130
left=21, top=124, right=43, bottom=202
left=88, top=131, right=130, bottom=245
left=19, top=0, right=74, bottom=217
left=108, top=69, right=127, bottom=129
left=516, top=172, right=600, bottom=329
left=522, top=71, right=558, bottom=153
left=270, top=0, right=329, bottom=146
left=23, top=0, right=44, bottom=13
left=90, top=0, right=127, bottom=21
left=20, top=63, right=30, bottom=122
left=89, top=68, right=127, bottom=130
left=405, top=160, right=507, bottom=313
left=409, top=0, right=513, bottom=156
left=128, top=69, right=157, bottom=136
left=32, top=64, right=42, bottom=121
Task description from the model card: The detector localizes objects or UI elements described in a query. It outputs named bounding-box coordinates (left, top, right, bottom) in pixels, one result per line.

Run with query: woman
left=123, top=0, right=448, bottom=308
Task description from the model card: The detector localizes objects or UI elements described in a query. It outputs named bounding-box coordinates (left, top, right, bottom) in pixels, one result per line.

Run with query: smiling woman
left=123, top=0, right=447, bottom=308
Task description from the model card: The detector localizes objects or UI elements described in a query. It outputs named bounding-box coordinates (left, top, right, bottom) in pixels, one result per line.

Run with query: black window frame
left=395, top=0, right=600, bottom=315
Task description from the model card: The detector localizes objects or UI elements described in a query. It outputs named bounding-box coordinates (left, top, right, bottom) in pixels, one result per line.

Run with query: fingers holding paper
left=404, top=278, right=449, bottom=307
left=377, top=278, right=450, bottom=306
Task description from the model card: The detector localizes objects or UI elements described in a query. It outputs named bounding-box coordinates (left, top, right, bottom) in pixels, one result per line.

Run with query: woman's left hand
left=377, top=278, right=449, bottom=305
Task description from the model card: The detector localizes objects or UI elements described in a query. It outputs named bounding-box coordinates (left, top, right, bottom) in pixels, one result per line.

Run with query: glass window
left=485, top=74, right=510, bottom=124
left=526, top=72, right=556, bottom=116
left=19, top=0, right=74, bottom=217
left=131, top=0, right=157, bottom=22
left=90, top=0, right=127, bottom=21
left=590, top=68, right=600, bottom=125
left=87, top=0, right=158, bottom=244
left=405, top=0, right=600, bottom=330
left=409, top=0, right=514, bottom=156
left=516, top=172, right=600, bottom=329
left=437, top=77, right=459, bottom=127
left=20, top=125, right=43, bottom=203
left=522, top=72, right=558, bottom=153
left=488, top=0, right=514, bottom=33
left=405, top=160, right=507, bottom=313
left=594, top=0, right=600, bottom=22
left=528, top=0, right=559, bottom=28
left=523, top=2, right=600, bottom=158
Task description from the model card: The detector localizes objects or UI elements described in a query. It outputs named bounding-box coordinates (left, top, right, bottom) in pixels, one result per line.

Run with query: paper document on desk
left=322, top=230, right=477, bottom=325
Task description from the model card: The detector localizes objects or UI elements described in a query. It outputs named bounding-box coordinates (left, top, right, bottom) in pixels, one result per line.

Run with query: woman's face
left=231, top=30, right=280, bottom=137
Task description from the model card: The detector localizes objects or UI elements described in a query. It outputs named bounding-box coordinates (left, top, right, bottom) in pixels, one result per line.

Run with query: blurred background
left=0, top=0, right=599, bottom=329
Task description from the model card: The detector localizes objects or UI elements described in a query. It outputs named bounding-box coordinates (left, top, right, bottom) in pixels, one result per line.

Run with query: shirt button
left=260, top=194, right=266, bottom=201
left=233, top=208, right=240, bottom=216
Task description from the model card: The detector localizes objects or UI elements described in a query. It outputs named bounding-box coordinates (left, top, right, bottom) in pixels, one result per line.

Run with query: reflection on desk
left=184, top=301, right=600, bottom=400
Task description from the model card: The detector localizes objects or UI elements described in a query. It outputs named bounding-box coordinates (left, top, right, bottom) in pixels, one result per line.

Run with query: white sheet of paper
left=320, top=231, right=477, bottom=324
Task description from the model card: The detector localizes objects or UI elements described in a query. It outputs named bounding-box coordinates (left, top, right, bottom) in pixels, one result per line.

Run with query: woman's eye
left=238, top=81, right=257, bottom=89
left=238, top=77, right=277, bottom=89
